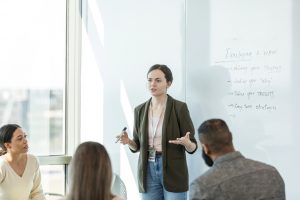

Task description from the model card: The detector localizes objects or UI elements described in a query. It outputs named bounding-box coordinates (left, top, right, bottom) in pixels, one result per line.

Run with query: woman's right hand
left=116, top=131, right=130, bottom=145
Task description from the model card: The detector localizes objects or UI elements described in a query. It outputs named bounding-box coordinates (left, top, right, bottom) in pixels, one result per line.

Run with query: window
left=0, top=0, right=66, bottom=155
left=0, top=0, right=81, bottom=196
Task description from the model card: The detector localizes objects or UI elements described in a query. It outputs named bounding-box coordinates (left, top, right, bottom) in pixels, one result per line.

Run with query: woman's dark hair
left=147, top=64, right=173, bottom=83
left=67, top=141, right=114, bottom=200
left=0, top=124, right=21, bottom=155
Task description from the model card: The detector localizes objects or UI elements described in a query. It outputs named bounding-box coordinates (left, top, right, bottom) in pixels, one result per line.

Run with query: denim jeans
left=141, top=155, right=187, bottom=200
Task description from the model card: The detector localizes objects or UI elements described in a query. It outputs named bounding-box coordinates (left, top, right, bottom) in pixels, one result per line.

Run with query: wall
left=80, top=0, right=187, bottom=199
left=186, top=0, right=300, bottom=199
left=81, top=0, right=300, bottom=199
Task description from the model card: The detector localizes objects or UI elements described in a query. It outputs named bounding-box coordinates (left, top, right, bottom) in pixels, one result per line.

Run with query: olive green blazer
left=131, top=95, right=197, bottom=192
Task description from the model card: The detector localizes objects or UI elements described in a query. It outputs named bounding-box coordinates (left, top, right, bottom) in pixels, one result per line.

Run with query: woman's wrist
left=185, top=141, right=196, bottom=152
left=128, top=139, right=137, bottom=151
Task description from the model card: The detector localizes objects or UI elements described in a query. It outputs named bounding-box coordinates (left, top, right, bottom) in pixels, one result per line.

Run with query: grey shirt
left=189, top=151, right=285, bottom=200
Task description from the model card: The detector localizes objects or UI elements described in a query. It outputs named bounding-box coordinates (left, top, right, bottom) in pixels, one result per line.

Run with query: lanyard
left=150, top=102, right=165, bottom=148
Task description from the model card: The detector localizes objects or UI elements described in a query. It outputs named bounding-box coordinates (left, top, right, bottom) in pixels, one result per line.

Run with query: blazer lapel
left=162, top=95, right=173, bottom=151
left=141, top=98, right=151, bottom=150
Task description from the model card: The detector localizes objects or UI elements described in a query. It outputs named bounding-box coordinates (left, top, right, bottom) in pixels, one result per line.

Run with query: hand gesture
left=115, top=130, right=130, bottom=145
left=169, top=132, right=192, bottom=147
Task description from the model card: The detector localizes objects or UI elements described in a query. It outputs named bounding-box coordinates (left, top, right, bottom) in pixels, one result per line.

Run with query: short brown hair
left=198, top=119, right=233, bottom=153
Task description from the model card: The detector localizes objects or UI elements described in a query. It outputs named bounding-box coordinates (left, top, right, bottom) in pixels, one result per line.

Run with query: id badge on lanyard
left=148, top=147, right=156, bottom=162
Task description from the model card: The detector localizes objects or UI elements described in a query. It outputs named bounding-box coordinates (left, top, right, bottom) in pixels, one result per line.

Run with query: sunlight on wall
left=120, top=81, right=134, bottom=133
left=81, top=30, right=104, bottom=143
left=88, top=0, right=105, bottom=46
left=120, top=146, right=139, bottom=200
left=120, top=81, right=139, bottom=199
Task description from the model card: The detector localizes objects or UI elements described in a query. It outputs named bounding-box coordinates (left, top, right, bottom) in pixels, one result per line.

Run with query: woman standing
left=0, top=124, right=45, bottom=200
left=117, top=64, right=197, bottom=200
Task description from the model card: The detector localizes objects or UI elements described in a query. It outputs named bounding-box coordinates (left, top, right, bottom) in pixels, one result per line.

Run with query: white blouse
left=0, top=154, right=45, bottom=200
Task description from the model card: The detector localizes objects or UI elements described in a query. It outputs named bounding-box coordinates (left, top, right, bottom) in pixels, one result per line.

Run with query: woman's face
left=5, top=128, right=28, bottom=154
left=147, top=69, right=170, bottom=97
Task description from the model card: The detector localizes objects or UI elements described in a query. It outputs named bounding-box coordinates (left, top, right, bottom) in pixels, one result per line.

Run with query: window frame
left=37, top=0, right=82, bottom=196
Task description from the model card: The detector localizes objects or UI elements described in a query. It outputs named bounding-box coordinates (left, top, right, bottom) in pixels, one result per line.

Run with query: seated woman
left=0, top=124, right=45, bottom=200
left=66, top=141, right=123, bottom=200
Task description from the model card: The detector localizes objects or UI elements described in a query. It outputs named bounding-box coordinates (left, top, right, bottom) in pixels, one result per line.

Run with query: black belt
left=156, top=151, right=162, bottom=155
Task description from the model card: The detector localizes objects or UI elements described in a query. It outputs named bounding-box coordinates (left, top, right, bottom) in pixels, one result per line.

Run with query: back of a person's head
left=67, top=141, right=113, bottom=200
left=198, top=119, right=233, bottom=153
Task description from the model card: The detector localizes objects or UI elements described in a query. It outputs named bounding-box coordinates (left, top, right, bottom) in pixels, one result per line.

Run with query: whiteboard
left=186, top=0, right=300, bottom=199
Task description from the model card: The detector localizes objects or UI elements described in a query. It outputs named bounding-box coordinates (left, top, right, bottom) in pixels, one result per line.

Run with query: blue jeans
left=141, top=155, right=187, bottom=200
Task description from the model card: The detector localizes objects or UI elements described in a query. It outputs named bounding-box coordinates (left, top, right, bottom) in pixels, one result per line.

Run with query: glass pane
left=0, top=0, right=66, bottom=155
left=40, top=165, right=65, bottom=197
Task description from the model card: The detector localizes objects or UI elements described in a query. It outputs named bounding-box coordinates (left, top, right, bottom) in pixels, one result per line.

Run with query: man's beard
left=202, top=149, right=214, bottom=167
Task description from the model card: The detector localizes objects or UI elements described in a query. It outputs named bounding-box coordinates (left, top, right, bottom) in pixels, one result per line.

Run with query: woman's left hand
left=169, top=132, right=197, bottom=152
left=169, top=132, right=192, bottom=147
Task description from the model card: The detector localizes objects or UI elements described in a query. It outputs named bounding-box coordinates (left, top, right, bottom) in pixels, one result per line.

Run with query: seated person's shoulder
left=0, top=156, right=5, bottom=166
left=245, top=158, right=279, bottom=172
left=27, top=154, right=40, bottom=164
